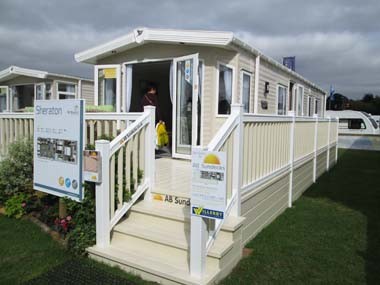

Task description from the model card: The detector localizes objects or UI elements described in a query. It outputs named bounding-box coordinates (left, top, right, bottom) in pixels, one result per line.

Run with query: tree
left=362, top=93, right=374, bottom=102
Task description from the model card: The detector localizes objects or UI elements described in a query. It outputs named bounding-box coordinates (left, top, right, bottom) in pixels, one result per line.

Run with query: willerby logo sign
left=33, top=100, right=84, bottom=202
left=191, top=149, right=227, bottom=220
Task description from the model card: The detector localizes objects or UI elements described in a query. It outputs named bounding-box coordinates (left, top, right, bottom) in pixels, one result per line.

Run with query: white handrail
left=109, top=112, right=150, bottom=156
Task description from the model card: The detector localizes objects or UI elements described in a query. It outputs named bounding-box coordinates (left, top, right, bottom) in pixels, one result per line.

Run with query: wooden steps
left=88, top=200, right=245, bottom=285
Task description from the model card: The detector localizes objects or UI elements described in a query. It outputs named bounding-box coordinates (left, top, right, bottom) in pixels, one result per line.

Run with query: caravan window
left=277, top=85, right=287, bottom=115
left=98, top=68, right=117, bottom=110
left=58, top=83, right=76, bottom=99
left=339, top=119, right=366, bottom=130
left=0, top=87, right=7, bottom=112
left=296, top=85, right=304, bottom=116
left=241, top=71, right=251, bottom=113
left=218, top=64, right=233, bottom=115
left=361, top=112, right=378, bottom=129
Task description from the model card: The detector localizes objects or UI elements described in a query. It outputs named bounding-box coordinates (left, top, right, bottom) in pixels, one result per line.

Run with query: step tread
left=132, top=200, right=245, bottom=232
left=114, top=218, right=233, bottom=258
left=88, top=245, right=217, bottom=285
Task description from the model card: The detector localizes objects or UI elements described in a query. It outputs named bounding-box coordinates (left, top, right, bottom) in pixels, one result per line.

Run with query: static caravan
left=0, top=66, right=94, bottom=112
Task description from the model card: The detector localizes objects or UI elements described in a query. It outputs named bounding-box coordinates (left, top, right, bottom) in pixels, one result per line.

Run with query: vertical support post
left=144, top=106, right=156, bottom=200
left=95, top=139, right=111, bottom=248
left=313, top=115, right=318, bottom=183
left=190, top=215, right=207, bottom=280
left=326, top=117, right=331, bottom=171
left=288, top=116, right=295, bottom=207
left=253, top=56, right=260, bottom=114
left=190, top=145, right=207, bottom=279
left=231, top=104, right=243, bottom=216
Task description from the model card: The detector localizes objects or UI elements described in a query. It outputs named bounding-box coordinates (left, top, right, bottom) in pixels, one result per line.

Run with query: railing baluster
left=117, top=147, right=124, bottom=209
left=110, top=154, right=115, bottom=218
left=125, top=141, right=131, bottom=195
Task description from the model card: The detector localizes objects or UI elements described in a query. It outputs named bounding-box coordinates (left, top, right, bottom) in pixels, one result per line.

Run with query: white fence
left=190, top=104, right=339, bottom=278
left=0, top=112, right=143, bottom=156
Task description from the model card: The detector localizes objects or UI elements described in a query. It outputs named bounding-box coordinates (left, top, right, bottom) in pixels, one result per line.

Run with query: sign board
left=83, top=150, right=101, bottom=183
left=191, top=149, right=226, bottom=220
left=34, top=99, right=85, bottom=202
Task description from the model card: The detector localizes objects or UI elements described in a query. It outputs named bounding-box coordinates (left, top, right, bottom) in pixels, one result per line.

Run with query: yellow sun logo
left=203, top=154, right=220, bottom=165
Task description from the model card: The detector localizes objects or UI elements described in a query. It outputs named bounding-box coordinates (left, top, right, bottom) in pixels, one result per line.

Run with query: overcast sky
left=1, top=0, right=379, bottom=99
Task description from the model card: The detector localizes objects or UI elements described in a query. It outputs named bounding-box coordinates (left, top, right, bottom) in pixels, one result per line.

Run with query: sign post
left=190, top=148, right=227, bottom=278
left=33, top=99, right=85, bottom=202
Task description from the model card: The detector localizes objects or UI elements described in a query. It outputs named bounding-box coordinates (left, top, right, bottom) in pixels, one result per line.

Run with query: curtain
left=223, top=68, right=232, bottom=104
left=125, top=64, right=133, bottom=112
left=169, top=61, right=173, bottom=103
left=105, top=79, right=116, bottom=107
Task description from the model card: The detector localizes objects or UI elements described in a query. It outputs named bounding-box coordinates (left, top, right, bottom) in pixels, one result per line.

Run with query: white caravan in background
left=326, top=110, right=379, bottom=135
left=326, top=110, right=380, bottom=151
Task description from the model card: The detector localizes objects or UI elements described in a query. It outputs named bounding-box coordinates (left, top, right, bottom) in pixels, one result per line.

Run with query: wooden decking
left=153, top=157, right=191, bottom=198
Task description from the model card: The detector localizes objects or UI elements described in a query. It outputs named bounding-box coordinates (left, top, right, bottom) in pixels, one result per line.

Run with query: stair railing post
left=326, top=117, right=331, bottom=171
left=230, top=104, right=244, bottom=216
left=313, top=114, right=318, bottom=183
left=143, top=106, right=156, bottom=200
left=288, top=115, right=295, bottom=207
left=95, top=139, right=111, bottom=248
left=190, top=215, right=207, bottom=279
left=190, top=145, right=207, bottom=280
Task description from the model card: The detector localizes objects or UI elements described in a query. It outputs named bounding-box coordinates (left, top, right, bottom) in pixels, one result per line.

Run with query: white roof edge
left=74, top=27, right=234, bottom=64
left=74, top=27, right=325, bottom=94
left=0, top=65, right=93, bottom=83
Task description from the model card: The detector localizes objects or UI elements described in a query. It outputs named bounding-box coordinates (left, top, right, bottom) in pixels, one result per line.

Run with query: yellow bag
left=156, top=121, right=169, bottom=148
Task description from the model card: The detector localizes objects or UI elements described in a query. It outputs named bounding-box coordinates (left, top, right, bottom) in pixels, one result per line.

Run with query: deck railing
left=94, top=106, right=155, bottom=247
left=190, top=105, right=339, bottom=279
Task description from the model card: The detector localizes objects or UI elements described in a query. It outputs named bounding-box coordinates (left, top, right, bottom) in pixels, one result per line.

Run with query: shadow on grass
left=304, top=149, right=380, bottom=284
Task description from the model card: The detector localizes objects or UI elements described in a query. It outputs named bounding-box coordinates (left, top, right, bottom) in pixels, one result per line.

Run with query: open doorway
left=128, top=61, right=173, bottom=155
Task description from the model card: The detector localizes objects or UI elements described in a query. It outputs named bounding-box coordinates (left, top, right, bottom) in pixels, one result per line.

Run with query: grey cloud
left=0, top=0, right=379, bottom=98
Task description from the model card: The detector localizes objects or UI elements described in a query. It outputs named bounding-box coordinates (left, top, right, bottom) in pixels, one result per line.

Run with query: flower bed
left=0, top=139, right=96, bottom=255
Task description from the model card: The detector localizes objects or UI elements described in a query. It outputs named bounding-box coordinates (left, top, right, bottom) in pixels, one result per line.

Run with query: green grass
left=222, top=149, right=380, bottom=284
left=0, top=216, right=155, bottom=284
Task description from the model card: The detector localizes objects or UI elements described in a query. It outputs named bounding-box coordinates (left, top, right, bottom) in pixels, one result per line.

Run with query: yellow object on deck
left=156, top=121, right=169, bottom=148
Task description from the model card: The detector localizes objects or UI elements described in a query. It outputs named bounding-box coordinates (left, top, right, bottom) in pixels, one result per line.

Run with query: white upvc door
left=172, top=54, right=199, bottom=159
left=0, top=86, right=9, bottom=112
left=94, top=64, right=121, bottom=112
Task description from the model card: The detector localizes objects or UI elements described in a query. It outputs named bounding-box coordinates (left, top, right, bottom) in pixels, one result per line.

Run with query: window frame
left=94, top=64, right=121, bottom=112
left=216, top=61, right=235, bottom=117
left=240, top=70, right=252, bottom=113
left=276, top=84, right=288, bottom=116
left=56, top=81, right=77, bottom=100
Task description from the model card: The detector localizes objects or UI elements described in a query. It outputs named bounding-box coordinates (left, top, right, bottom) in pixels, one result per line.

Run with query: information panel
left=191, top=149, right=226, bottom=220
left=34, top=100, right=84, bottom=202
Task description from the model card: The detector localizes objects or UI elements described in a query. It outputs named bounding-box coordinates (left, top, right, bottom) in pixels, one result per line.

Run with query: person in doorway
left=141, top=83, right=162, bottom=124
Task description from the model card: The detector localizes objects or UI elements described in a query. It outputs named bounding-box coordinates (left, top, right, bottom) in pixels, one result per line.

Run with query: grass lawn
left=0, top=149, right=378, bottom=284
left=0, top=215, right=155, bottom=284
left=222, top=149, right=380, bottom=284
